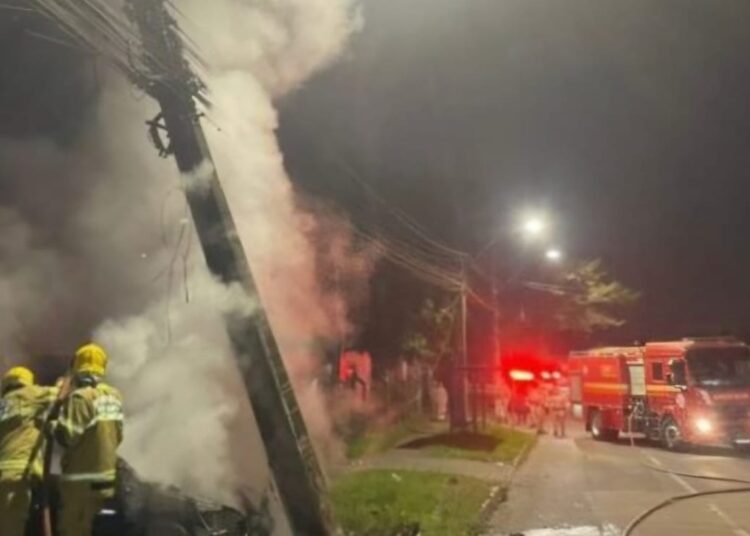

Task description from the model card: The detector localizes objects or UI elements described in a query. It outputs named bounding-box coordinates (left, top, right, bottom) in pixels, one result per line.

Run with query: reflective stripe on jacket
left=0, top=385, right=57, bottom=481
left=57, top=382, right=123, bottom=483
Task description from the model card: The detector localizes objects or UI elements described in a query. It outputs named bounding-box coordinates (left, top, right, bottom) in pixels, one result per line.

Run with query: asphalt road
left=488, top=421, right=750, bottom=536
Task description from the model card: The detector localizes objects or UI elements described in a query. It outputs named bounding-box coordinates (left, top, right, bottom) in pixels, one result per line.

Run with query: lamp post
left=480, top=215, right=552, bottom=378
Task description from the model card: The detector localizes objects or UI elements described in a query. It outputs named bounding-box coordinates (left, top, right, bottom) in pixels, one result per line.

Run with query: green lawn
left=401, top=426, right=536, bottom=464
left=331, top=470, right=494, bottom=536
left=345, top=417, right=439, bottom=460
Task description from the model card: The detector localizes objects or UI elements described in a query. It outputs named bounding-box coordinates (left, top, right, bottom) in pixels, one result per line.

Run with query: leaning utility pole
left=121, top=2, right=334, bottom=534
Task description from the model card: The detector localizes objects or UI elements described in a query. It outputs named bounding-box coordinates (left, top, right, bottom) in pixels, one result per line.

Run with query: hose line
left=639, top=464, right=750, bottom=486
left=622, top=486, right=750, bottom=536
left=620, top=410, right=750, bottom=535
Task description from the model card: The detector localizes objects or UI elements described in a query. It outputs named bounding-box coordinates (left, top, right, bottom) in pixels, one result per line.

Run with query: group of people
left=507, top=382, right=570, bottom=438
left=0, top=343, right=124, bottom=536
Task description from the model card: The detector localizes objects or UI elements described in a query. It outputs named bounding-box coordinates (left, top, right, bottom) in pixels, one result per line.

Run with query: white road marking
left=498, top=526, right=618, bottom=536
left=645, top=453, right=750, bottom=536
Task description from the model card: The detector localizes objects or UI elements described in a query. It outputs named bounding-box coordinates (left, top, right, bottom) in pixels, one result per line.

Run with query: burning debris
left=28, top=460, right=272, bottom=536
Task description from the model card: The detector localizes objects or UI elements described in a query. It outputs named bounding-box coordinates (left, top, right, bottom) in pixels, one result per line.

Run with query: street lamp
left=521, top=217, right=545, bottom=237
left=477, top=213, right=549, bottom=257
left=545, top=248, right=562, bottom=262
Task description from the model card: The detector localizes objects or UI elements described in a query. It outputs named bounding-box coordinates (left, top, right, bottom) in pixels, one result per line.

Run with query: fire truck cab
left=569, top=337, right=750, bottom=449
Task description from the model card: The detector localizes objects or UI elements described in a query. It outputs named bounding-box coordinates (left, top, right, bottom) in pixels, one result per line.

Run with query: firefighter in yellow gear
left=55, top=343, right=123, bottom=536
left=0, top=366, right=56, bottom=535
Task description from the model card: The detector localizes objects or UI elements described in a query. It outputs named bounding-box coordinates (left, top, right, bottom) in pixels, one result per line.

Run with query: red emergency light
left=509, top=369, right=535, bottom=382
left=539, top=370, right=562, bottom=381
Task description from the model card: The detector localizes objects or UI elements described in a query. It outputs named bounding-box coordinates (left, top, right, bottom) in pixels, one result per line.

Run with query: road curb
left=508, top=437, right=536, bottom=479
left=476, top=484, right=509, bottom=534
left=476, top=437, right=538, bottom=534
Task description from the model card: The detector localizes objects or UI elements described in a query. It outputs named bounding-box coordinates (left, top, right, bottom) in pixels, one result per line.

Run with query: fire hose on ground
left=621, top=404, right=750, bottom=535
left=622, top=486, right=750, bottom=536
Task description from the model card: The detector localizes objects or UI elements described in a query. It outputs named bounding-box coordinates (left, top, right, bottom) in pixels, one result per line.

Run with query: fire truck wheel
left=661, top=418, right=684, bottom=451
left=591, top=410, right=619, bottom=441
left=605, top=429, right=620, bottom=442
left=591, top=410, right=605, bottom=440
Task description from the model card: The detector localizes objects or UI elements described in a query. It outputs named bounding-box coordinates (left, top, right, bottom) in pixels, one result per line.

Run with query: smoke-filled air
left=0, top=0, right=365, bottom=527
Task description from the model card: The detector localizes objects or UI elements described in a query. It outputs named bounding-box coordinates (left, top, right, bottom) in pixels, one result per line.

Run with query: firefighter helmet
left=2, top=366, right=35, bottom=391
left=73, top=343, right=108, bottom=377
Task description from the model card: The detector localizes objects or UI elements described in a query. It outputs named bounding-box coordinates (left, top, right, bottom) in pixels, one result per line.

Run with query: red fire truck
left=569, top=337, right=750, bottom=449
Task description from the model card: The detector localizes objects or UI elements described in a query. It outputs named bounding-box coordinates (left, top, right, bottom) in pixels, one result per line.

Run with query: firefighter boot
left=0, top=480, right=32, bottom=536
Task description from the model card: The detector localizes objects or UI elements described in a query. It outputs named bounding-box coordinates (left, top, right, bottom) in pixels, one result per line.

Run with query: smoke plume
left=0, top=0, right=365, bottom=526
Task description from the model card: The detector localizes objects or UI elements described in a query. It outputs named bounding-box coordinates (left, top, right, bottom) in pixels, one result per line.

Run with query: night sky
left=278, top=0, right=750, bottom=343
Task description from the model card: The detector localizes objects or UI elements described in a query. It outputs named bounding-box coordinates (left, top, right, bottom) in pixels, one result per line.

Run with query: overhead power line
left=29, top=0, right=209, bottom=107
left=338, top=158, right=468, bottom=260
left=286, top=117, right=469, bottom=265
left=348, top=222, right=463, bottom=291
left=466, top=287, right=501, bottom=314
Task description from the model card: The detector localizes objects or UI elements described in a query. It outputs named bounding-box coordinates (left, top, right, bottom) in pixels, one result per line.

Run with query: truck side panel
left=573, top=353, right=631, bottom=432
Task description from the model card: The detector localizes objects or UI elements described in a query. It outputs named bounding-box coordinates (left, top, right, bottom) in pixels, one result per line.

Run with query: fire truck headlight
left=694, top=417, right=713, bottom=434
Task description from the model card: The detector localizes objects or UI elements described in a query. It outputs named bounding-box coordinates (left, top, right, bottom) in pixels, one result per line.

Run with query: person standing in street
left=551, top=381, right=571, bottom=438
left=345, top=365, right=367, bottom=402
left=527, top=384, right=547, bottom=434
left=55, top=343, right=124, bottom=536
left=508, top=389, right=527, bottom=427
left=0, top=366, right=56, bottom=535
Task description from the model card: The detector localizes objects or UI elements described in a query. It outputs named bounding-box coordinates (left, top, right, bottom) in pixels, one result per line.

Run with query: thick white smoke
left=0, top=205, right=67, bottom=359
left=0, top=105, right=179, bottom=362
left=102, top=0, right=365, bottom=509
left=0, top=0, right=366, bottom=526
left=178, top=0, right=364, bottom=355
left=171, top=0, right=367, bottom=467
left=180, top=0, right=362, bottom=98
